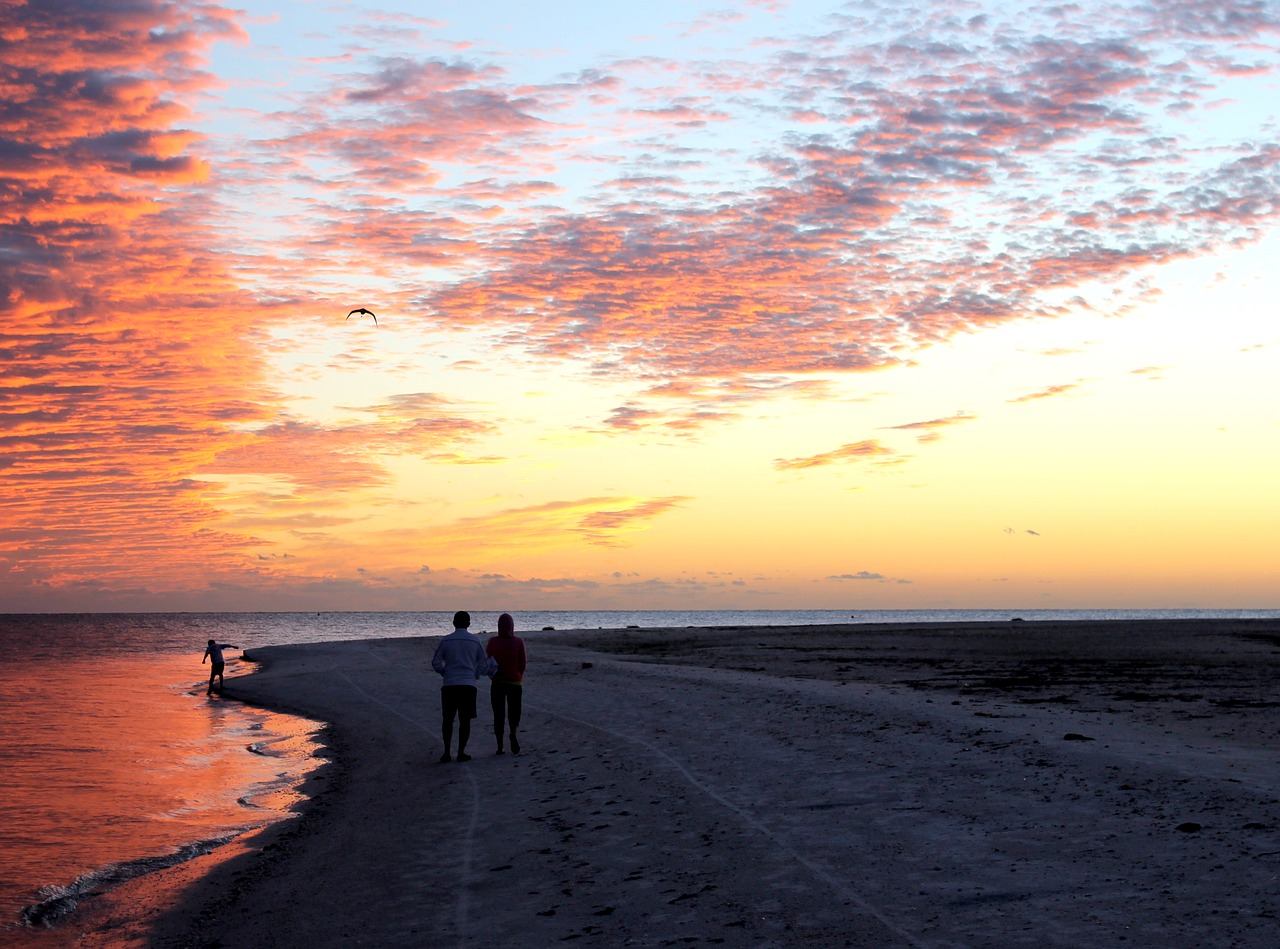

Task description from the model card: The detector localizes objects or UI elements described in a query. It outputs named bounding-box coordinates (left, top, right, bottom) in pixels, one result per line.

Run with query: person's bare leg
left=509, top=688, right=521, bottom=754
left=456, top=717, right=471, bottom=761
left=492, top=688, right=505, bottom=754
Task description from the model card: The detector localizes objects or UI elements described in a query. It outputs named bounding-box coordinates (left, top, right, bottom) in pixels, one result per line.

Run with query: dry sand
left=30, top=619, right=1280, bottom=947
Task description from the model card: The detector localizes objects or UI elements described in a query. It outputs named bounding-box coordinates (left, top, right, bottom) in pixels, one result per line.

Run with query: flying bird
left=346, top=307, right=377, bottom=324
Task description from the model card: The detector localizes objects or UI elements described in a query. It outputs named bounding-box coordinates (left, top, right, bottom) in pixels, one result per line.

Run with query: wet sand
left=35, top=619, right=1280, bottom=947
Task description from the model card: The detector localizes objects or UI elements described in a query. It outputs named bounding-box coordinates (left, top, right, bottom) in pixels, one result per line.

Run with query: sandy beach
left=33, top=619, right=1280, bottom=948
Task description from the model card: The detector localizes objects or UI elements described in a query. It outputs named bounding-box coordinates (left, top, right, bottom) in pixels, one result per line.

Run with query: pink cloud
left=197, top=6, right=1278, bottom=447
left=5, top=0, right=1280, bottom=604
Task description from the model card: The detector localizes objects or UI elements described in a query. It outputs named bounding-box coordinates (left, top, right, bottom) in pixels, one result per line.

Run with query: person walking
left=486, top=613, right=527, bottom=755
left=431, top=611, right=495, bottom=763
left=202, top=639, right=240, bottom=695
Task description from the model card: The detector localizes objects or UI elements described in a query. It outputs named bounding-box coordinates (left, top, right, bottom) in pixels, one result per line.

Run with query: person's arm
left=477, top=642, right=497, bottom=678
left=202, top=649, right=210, bottom=664
left=431, top=642, right=447, bottom=676
left=517, top=641, right=527, bottom=676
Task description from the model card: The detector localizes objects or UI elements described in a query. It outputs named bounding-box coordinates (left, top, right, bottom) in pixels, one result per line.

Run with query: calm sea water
left=2, top=608, right=1277, bottom=934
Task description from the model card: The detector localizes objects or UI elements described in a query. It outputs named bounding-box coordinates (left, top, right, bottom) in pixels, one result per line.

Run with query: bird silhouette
left=346, top=307, right=377, bottom=324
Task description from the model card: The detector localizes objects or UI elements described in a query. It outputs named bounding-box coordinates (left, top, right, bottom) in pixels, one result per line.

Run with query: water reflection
left=0, top=653, right=320, bottom=923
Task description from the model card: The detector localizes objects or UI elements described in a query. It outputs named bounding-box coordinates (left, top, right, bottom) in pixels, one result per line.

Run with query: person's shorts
left=211, top=661, right=225, bottom=676
left=441, top=684, right=477, bottom=720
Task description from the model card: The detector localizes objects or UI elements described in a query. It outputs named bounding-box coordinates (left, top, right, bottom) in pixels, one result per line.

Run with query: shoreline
left=1, top=651, right=339, bottom=949
left=21, top=618, right=1280, bottom=947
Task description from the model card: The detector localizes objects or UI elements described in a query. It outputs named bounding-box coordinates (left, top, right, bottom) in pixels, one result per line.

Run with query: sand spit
left=41, top=620, right=1280, bottom=947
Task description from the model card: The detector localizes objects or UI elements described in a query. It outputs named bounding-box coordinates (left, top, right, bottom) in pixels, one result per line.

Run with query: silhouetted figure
left=202, top=639, right=239, bottom=695
left=487, top=613, right=527, bottom=755
left=431, top=611, right=495, bottom=763
left=346, top=307, right=377, bottom=324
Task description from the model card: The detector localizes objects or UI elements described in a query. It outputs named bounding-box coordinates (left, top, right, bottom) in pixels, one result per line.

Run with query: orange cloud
left=574, top=497, right=691, bottom=545
left=774, top=440, right=895, bottom=470
left=0, top=3, right=493, bottom=605
left=885, top=412, right=977, bottom=432
left=365, top=496, right=692, bottom=558
left=208, top=401, right=498, bottom=494
left=4, top=0, right=1279, bottom=608
left=1008, top=383, right=1082, bottom=403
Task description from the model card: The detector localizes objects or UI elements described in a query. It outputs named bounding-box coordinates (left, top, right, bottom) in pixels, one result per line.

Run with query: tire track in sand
left=335, top=643, right=483, bottom=949
left=526, top=651, right=925, bottom=948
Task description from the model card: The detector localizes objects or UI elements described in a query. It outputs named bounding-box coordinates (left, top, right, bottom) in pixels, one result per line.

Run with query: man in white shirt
left=430, top=611, right=496, bottom=762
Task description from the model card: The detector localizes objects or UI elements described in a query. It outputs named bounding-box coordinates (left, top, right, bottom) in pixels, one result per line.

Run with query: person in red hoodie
left=486, top=613, right=527, bottom=755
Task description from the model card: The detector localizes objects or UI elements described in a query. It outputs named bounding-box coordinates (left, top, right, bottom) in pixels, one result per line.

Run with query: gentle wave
left=19, top=835, right=239, bottom=928
left=0, top=647, right=322, bottom=928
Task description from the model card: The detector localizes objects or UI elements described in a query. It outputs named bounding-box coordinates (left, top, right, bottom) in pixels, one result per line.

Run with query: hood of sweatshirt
left=497, top=613, right=515, bottom=638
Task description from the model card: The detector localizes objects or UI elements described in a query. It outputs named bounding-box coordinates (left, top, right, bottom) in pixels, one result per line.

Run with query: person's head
left=208, top=639, right=215, bottom=646
left=453, top=610, right=471, bottom=629
left=498, top=613, right=515, bottom=637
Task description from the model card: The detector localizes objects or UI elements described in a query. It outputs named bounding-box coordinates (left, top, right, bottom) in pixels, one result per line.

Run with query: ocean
left=2, top=607, right=1277, bottom=936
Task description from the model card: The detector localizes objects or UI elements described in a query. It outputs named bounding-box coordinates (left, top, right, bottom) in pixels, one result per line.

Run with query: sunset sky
left=2, top=0, right=1278, bottom=613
